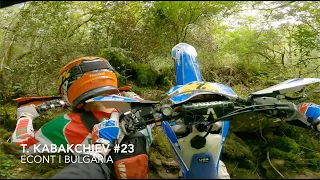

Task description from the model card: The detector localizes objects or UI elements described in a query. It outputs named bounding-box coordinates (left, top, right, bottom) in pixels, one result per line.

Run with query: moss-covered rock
left=222, top=133, right=253, bottom=160
left=261, top=158, right=285, bottom=177
left=268, top=147, right=297, bottom=161
left=148, top=127, right=180, bottom=179
left=2, top=132, right=12, bottom=141
left=152, top=127, right=171, bottom=158
left=242, top=158, right=256, bottom=169
left=224, top=162, right=259, bottom=179
left=228, top=112, right=281, bottom=133
left=276, top=136, right=300, bottom=153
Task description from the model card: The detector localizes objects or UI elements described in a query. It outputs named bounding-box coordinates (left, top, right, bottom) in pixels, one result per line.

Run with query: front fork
left=161, top=120, right=230, bottom=179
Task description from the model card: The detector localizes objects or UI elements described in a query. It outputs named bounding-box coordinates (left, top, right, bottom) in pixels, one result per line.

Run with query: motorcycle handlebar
left=36, top=99, right=69, bottom=113
left=133, top=100, right=299, bottom=128
left=32, top=97, right=299, bottom=134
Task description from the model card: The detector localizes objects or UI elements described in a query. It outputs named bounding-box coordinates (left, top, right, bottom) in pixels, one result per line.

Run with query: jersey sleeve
left=11, top=113, right=71, bottom=154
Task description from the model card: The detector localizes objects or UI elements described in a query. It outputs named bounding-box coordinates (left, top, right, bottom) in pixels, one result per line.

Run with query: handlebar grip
left=36, top=99, right=68, bottom=113
left=275, top=102, right=300, bottom=121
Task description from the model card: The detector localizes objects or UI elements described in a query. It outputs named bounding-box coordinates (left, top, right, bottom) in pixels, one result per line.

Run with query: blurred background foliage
left=0, top=1, right=319, bottom=103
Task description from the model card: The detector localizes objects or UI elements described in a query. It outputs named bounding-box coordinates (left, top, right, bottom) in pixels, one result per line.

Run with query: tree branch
left=255, top=51, right=273, bottom=62
left=257, top=42, right=283, bottom=54
left=267, top=152, right=285, bottom=179
left=68, top=14, right=96, bottom=38
left=253, top=1, right=296, bottom=11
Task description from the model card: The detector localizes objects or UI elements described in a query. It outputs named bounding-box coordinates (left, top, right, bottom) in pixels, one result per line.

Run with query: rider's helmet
left=57, top=56, right=119, bottom=109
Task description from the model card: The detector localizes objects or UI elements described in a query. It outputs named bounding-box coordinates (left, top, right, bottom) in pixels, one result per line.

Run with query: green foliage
left=276, top=137, right=300, bottom=153
left=268, top=147, right=297, bottom=161
left=0, top=154, right=16, bottom=178
left=99, top=47, right=136, bottom=78
left=136, top=64, right=159, bottom=87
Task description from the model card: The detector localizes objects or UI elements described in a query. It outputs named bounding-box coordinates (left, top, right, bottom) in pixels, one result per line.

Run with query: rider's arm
left=51, top=108, right=135, bottom=179
left=11, top=106, right=76, bottom=154
left=11, top=116, right=40, bottom=153
left=11, top=105, right=40, bottom=153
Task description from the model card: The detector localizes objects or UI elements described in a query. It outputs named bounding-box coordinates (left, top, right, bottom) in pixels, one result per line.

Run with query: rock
left=149, top=127, right=180, bottom=179
left=152, top=127, right=172, bottom=158
left=150, top=152, right=162, bottom=167
left=262, top=159, right=285, bottom=170
left=162, top=159, right=179, bottom=168
left=261, top=158, right=285, bottom=178
left=157, top=167, right=179, bottom=179
left=222, top=133, right=252, bottom=160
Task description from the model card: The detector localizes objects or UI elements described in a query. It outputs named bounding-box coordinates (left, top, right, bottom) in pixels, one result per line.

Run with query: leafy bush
left=156, top=66, right=174, bottom=86
left=136, top=64, right=160, bottom=87
left=99, top=47, right=137, bottom=80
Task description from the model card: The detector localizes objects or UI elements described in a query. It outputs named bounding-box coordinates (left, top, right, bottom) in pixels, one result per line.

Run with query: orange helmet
left=57, top=56, right=119, bottom=109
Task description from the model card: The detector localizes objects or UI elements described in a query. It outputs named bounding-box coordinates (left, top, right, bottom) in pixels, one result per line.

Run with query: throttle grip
left=276, top=102, right=300, bottom=121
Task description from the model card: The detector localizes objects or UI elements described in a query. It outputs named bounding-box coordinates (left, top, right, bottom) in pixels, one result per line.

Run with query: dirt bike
left=16, top=43, right=320, bottom=179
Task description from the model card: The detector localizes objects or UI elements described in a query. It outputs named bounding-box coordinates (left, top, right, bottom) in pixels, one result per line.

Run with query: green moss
left=2, top=132, right=12, bottom=141
left=222, top=133, right=252, bottom=160
left=0, top=128, right=9, bottom=138
left=1, top=142, right=20, bottom=155
left=243, top=158, right=256, bottom=169
left=268, top=147, right=297, bottom=161
left=303, top=152, right=320, bottom=159
left=0, top=106, right=16, bottom=131
left=152, top=129, right=172, bottom=158
left=276, top=137, right=300, bottom=153
left=231, top=167, right=259, bottom=179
